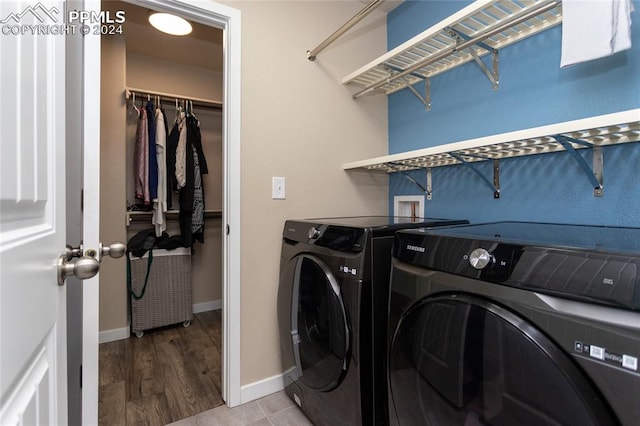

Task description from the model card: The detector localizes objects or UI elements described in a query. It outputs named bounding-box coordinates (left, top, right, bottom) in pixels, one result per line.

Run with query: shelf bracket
left=386, top=162, right=432, bottom=197
left=447, top=27, right=499, bottom=90
left=426, top=167, right=433, bottom=200
left=404, top=78, right=431, bottom=111
left=470, top=48, right=499, bottom=90
left=449, top=153, right=500, bottom=198
left=386, top=64, right=431, bottom=111
left=552, top=135, right=604, bottom=196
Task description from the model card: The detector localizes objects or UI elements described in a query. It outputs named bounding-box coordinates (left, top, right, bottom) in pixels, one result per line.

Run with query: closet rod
left=125, top=88, right=222, bottom=110
left=307, top=0, right=385, bottom=61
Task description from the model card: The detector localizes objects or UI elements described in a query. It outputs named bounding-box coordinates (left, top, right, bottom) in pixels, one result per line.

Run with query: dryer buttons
left=469, top=248, right=494, bottom=270
left=308, top=227, right=321, bottom=239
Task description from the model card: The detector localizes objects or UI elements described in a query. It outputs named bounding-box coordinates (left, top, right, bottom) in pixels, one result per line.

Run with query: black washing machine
left=277, top=216, right=468, bottom=425
left=388, top=221, right=640, bottom=426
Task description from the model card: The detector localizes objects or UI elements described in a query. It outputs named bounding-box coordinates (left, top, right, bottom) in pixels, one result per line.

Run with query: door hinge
left=226, top=224, right=230, bottom=235
left=81, top=189, right=84, bottom=212
left=80, top=364, right=82, bottom=388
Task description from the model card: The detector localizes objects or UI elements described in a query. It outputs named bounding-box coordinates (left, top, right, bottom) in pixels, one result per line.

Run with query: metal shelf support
left=387, top=162, right=432, bottom=196
left=386, top=63, right=432, bottom=110
left=449, top=153, right=501, bottom=198
left=447, top=28, right=499, bottom=90
left=552, top=135, right=604, bottom=197
left=405, top=78, right=431, bottom=111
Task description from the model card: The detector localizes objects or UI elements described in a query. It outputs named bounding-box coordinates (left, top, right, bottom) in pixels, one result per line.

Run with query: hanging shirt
left=175, top=111, right=188, bottom=189
left=153, top=107, right=168, bottom=237
left=134, top=108, right=150, bottom=204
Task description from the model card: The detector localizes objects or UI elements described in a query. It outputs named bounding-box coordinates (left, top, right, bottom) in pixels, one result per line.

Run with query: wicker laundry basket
left=129, top=247, right=192, bottom=337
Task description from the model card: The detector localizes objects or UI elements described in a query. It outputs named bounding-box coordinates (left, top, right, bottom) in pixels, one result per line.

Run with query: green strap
left=126, top=250, right=154, bottom=300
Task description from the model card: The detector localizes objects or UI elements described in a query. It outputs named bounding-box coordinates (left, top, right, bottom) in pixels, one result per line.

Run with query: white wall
left=100, top=35, right=128, bottom=333
left=218, top=0, right=390, bottom=387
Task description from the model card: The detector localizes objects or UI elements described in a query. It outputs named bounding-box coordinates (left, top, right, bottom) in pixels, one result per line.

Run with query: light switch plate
left=272, top=177, right=286, bottom=199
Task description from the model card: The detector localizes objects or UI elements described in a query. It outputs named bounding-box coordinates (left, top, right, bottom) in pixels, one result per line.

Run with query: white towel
left=612, top=0, right=633, bottom=52
left=561, top=0, right=633, bottom=67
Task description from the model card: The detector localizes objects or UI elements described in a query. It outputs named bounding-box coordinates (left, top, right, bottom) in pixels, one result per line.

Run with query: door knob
left=57, top=254, right=100, bottom=286
left=99, top=241, right=126, bottom=261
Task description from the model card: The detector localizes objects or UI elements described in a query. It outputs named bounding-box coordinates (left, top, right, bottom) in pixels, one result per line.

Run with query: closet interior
left=98, top=1, right=225, bottom=421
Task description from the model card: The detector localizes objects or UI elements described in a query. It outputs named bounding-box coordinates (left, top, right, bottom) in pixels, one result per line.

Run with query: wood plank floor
left=98, top=310, right=225, bottom=426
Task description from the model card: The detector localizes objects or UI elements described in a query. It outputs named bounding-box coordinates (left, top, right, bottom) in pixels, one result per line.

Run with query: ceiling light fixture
left=148, top=12, right=192, bottom=36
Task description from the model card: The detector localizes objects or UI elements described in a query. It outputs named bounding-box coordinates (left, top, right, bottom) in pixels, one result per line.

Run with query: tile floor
left=167, top=390, right=313, bottom=426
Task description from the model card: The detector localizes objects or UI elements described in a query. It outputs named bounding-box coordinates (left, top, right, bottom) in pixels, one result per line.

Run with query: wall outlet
left=272, top=177, right=286, bottom=200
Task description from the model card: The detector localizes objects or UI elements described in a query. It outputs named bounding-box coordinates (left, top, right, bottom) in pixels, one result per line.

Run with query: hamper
left=129, top=247, right=192, bottom=337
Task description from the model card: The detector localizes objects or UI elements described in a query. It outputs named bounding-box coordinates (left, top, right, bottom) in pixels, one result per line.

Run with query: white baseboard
left=98, top=299, right=222, bottom=344
left=99, top=326, right=130, bottom=344
left=193, top=299, right=222, bottom=313
left=240, top=372, right=285, bottom=405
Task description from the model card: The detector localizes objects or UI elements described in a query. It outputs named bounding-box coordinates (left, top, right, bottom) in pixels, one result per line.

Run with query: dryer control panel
left=394, top=222, right=640, bottom=312
left=283, top=220, right=367, bottom=252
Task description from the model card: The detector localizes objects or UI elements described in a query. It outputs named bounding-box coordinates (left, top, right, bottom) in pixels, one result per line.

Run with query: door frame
left=89, top=0, right=243, bottom=410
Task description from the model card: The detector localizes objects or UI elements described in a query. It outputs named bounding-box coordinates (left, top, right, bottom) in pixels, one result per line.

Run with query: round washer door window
left=291, top=255, right=350, bottom=392
left=389, top=295, right=617, bottom=425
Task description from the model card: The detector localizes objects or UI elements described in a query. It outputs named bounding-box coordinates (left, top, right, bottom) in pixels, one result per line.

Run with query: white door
left=0, top=0, right=70, bottom=424
left=0, top=1, right=101, bottom=424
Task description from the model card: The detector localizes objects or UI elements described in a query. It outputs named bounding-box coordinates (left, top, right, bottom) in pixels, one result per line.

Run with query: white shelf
left=343, top=0, right=562, bottom=97
left=343, top=109, right=640, bottom=173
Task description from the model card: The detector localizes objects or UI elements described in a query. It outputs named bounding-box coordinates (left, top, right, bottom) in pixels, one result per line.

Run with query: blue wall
left=387, top=1, right=640, bottom=226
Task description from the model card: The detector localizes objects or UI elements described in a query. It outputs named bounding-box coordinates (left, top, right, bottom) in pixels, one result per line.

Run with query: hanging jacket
left=178, top=113, right=208, bottom=247
left=187, top=114, right=208, bottom=175
left=188, top=114, right=207, bottom=242
left=146, top=101, right=158, bottom=200
left=166, top=120, right=179, bottom=210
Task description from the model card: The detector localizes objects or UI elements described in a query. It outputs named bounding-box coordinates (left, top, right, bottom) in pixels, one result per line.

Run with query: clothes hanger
left=130, top=92, right=140, bottom=118
left=175, top=98, right=183, bottom=122
left=127, top=92, right=141, bottom=124
left=189, top=100, right=198, bottom=121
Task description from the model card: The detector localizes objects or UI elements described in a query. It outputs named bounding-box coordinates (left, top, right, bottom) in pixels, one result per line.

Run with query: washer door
left=291, top=255, right=350, bottom=392
left=389, top=294, right=617, bottom=425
